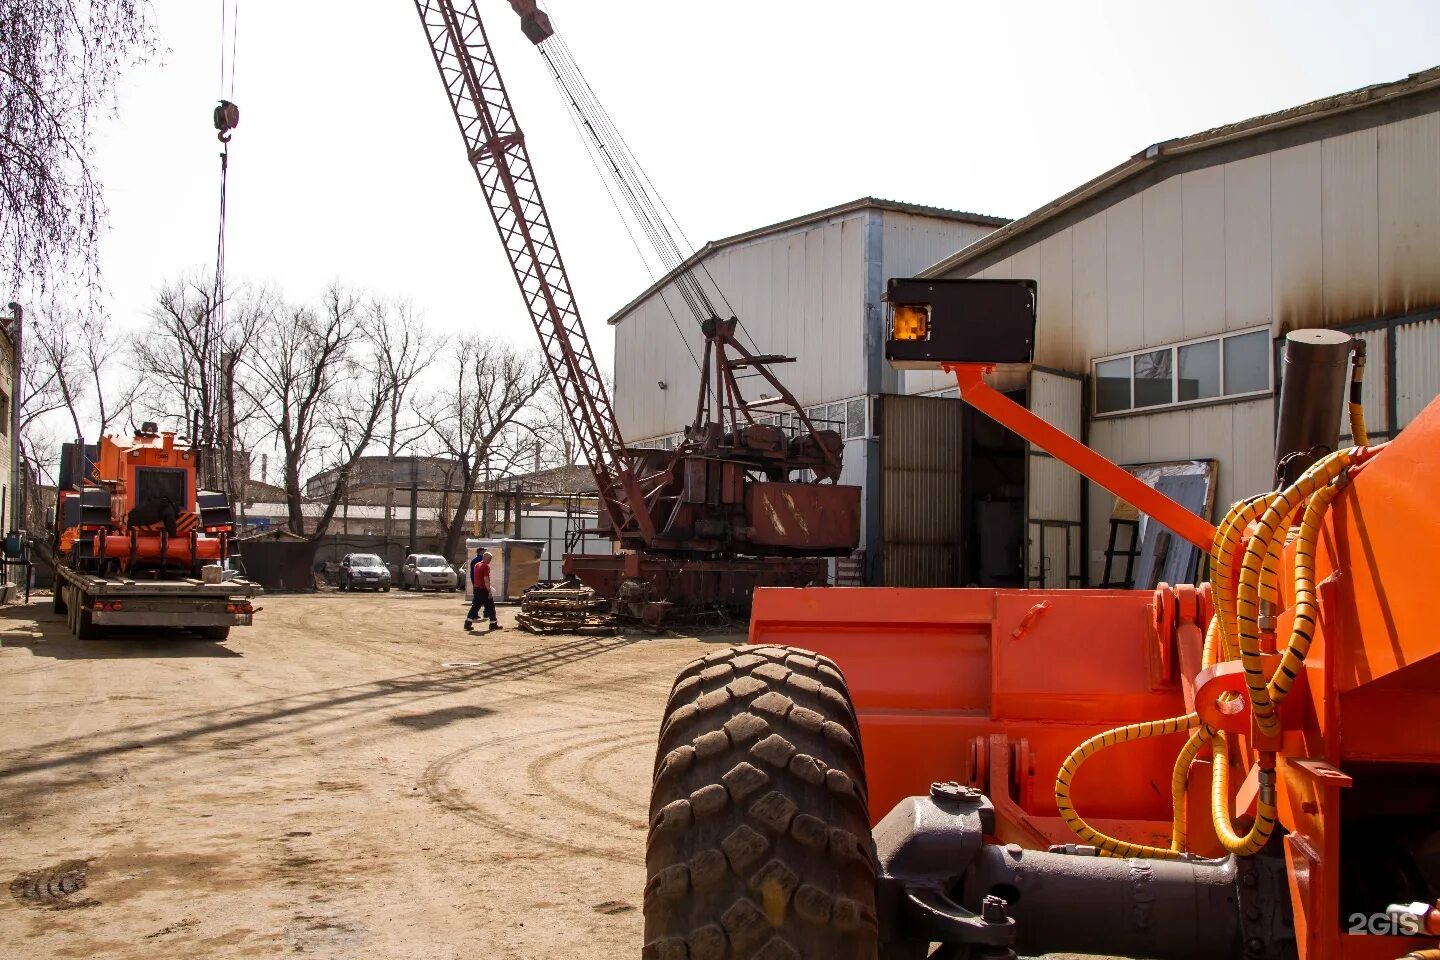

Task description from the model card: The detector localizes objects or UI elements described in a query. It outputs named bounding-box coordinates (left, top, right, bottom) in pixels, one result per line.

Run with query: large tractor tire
left=644, top=645, right=878, bottom=960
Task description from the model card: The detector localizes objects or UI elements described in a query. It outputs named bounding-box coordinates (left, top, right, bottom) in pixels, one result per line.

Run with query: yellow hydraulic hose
left=1210, top=732, right=1278, bottom=856
left=1168, top=616, right=1228, bottom=852
left=1210, top=495, right=1276, bottom=662
left=1235, top=450, right=1354, bottom=735
left=1267, top=478, right=1344, bottom=711
left=1349, top=339, right=1370, bottom=445
left=1061, top=369, right=1372, bottom=859
left=1054, top=712, right=1201, bottom=860
left=1169, top=721, right=1216, bottom=852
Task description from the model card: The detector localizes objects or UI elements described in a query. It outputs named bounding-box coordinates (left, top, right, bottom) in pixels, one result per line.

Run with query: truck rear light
left=108, top=601, right=123, bottom=612
left=93, top=601, right=122, bottom=611
left=226, top=601, right=253, bottom=614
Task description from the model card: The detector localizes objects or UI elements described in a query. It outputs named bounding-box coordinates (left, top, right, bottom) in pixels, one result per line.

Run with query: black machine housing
left=883, top=278, right=1037, bottom=369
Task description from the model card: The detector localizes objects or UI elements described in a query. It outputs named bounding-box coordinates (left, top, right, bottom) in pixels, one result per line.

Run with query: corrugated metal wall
left=1344, top=326, right=1391, bottom=438
left=919, top=111, right=1440, bottom=378
left=613, top=211, right=869, bottom=441
left=1396, top=317, right=1440, bottom=427
left=614, top=209, right=1000, bottom=443
left=877, top=394, right=964, bottom=586
left=880, top=214, right=994, bottom=294
left=1026, top=370, right=1084, bottom=587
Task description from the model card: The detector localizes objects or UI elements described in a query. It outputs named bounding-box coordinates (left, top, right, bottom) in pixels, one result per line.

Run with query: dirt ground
left=0, top=590, right=735, bottom=958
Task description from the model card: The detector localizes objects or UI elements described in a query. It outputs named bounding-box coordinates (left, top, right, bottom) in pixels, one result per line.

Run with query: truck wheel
left=52, top=588, right=67, bottom=616
left=644, top=645, right=878, bottom=960
left=200, top=625, right=231, bottom=641
left=75, top=607, right=99, bottom=641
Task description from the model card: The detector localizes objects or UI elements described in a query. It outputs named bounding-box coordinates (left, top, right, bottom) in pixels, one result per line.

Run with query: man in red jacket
left=464, top=548, right=500, bottom=631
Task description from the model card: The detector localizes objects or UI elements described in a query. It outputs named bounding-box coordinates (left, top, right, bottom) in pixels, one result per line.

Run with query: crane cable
left=208, top=0, right=240, bottom=487
left=539, top=41, right=700, bottom=374
left=535, top=27, right=761, bottom=355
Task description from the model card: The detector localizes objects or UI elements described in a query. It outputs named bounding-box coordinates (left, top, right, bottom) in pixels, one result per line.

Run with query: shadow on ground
left=0, top=604, right=240, bottom=660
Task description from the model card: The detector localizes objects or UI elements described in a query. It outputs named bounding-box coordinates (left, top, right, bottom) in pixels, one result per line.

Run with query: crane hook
left=214, top=100, right=240, bottom=143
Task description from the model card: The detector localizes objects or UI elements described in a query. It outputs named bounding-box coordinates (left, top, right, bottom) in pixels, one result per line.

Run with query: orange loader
left=644, top=281, right=1440, bottom=960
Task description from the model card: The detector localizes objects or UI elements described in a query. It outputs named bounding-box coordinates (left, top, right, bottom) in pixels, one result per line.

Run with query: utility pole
left=408, top=454, right=419, bottom=552
left=4, top=303, right=22, bottom=534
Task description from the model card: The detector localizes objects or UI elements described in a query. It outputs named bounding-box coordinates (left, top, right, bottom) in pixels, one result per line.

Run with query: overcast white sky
left=84, top=0, right=1439, bottom=379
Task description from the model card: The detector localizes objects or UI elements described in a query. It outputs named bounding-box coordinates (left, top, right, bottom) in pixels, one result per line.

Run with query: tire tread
left=645, top=645, right=876, bottom=960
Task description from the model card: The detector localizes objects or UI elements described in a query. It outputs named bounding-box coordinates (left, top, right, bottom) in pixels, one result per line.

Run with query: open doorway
left=961, top=390, right=1026, bottom=586
left=875, top=389, right=1027, bottom=588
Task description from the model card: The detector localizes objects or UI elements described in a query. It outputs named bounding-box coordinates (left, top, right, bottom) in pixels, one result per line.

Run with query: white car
left=400, top=554, right=460, bottom=592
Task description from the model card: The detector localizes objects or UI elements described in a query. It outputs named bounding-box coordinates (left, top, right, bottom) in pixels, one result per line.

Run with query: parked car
left=400, top=554, right=459, bottom=592
left=338, top=553, right=391, bottom=592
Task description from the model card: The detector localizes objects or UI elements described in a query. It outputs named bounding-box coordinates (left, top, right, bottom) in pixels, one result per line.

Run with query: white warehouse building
left=919, top=64, right=1440, bottom=589
left=610, top=67, right=1440, bottom=588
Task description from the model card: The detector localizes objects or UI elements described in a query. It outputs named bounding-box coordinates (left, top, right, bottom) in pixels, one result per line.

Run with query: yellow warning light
left=891, top=304, right=930, bottom=341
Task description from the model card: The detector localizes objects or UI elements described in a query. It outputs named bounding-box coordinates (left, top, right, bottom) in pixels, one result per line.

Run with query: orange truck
left=49, top=423, right=259, bottom=641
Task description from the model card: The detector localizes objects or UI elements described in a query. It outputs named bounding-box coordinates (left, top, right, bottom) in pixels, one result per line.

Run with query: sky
left=78, top=0, right=1440, bottom=384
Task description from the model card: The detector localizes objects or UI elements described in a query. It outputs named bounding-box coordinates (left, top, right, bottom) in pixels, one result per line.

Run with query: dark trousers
left=466, top=588, right=497, bottom=625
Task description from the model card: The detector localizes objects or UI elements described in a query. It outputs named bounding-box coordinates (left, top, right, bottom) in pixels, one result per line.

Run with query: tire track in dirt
left=419, top=720, right=651, bottom=864
left=525, top=730, right=651, bottom=831
left=575, top=735, right=655, bottom=811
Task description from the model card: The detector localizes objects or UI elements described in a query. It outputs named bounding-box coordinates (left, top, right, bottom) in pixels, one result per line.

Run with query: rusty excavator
left=414, top=0, right=859, bottom=615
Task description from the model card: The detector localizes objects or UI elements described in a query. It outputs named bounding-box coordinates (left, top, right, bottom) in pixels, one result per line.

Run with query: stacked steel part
left=516, top=581, right=615, bottom=635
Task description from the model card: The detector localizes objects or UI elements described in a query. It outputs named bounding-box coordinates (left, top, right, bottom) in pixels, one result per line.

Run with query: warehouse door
left=877, top=394, right=965, bottom=586
left=1025, top=369, right=1084, bottom=588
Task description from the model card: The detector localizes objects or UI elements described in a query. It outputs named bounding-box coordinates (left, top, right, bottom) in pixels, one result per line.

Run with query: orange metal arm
left=947, top=364, right=1217, bottom=551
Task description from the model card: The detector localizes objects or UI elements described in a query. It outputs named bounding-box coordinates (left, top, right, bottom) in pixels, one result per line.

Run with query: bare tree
left=1, top=0, right=156, bottom=294
left=419, top=337, right=547, bottom=559
left=17, top=322, right=71, bottom=491
left=26, top=308, right=88, bottom=440
left=371, top=300, right=438, bottom=540
left=133, top=274, right=266, bottom=502
left=29, top=305, right=138, bottom=439
left=531, top=381, right=580, bottom=470
left=242, top=285, right=389, bottom=538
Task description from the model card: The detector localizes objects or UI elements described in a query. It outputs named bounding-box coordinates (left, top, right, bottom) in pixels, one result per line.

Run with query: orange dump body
left=750, top=390, right=1440, bottom=960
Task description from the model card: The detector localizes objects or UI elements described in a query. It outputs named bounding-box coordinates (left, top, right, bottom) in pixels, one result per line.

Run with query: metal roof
left=922, top=64, right=1440, bottom=280
left=607, top=197, right=1009, bottom=325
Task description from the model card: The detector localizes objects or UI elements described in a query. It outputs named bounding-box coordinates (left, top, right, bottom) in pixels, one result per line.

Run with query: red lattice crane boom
left=413, top=0, right=655, bottom=543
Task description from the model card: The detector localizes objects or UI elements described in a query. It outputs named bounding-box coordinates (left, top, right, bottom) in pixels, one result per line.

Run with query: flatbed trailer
left=51, top=565, right=262, bottom=641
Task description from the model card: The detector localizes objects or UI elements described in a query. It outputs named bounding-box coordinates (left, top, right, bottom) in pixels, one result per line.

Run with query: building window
left=844, top=398, right=867, bottom=439
left=0, top=387, right=8, bottom=435
left=1094, top=327, right=1272, bottom=416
